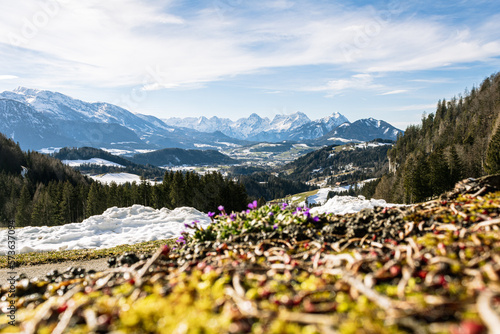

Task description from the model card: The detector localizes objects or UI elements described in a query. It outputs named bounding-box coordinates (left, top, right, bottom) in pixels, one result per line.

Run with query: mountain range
left=0, top=87, right=403, bottom=152
left=163, top=112, right=349, bottom=141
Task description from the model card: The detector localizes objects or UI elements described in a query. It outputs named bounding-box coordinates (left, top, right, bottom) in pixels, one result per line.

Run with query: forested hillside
left=237, top=172, right=317, bottom=201
left=374, top=72, right=500, bottom=203
left=131, top=148, right=238, bottom=166
left=0, top=134, right=248, bottom=226
left=53, top=147, right=165, bottom=179
left=280, top=141, right=392, bottom=184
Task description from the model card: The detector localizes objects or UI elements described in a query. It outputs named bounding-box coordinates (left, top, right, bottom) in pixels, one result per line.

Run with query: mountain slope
left=0, top=99, right=74, bottom=149
left=0, top=88, right=248, bottom=151
left=313, top=118, right=402, bottom=145
left=280, top=141, right=392, bottom=183
left=374, top=72, right=500, bottom=203
left=287, top=112, right=350, bottom=141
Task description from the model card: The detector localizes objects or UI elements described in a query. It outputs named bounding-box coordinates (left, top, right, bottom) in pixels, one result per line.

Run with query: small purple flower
left=229, top=213, right=237, bottom=221
left=312, top=216, right=320, bottom=222
left=218, top=205, right=224, bottom=211
left=281, top=202, right=288, bottom=210
left=268, top=212, right=274, bottom=217
left=176, top=235, right=186, bottom=244
left=184, top=220, right=199, bottom=229
left=248, top=200, right=258, bottom=210
left=273, top=224, right=278, bottom=230
left=246, top=209, right=251, bottom=214
left=208, top=212, right=215, bottom=218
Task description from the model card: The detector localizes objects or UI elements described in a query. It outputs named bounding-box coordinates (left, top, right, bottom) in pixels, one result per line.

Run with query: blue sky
left=1, top=0, right=499, bottom=130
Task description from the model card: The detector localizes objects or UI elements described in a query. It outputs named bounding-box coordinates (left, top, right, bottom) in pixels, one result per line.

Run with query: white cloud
left=380, top=89, right=407, bottom=95
left=0, top=1, right=499, bottom=92
left=0, top=75, right=18, bottom=80
left=304, top=74, right=382, bottom=96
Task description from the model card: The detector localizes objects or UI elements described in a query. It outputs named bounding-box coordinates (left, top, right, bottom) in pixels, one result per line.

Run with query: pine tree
left=449, top=145, right=463, bottom=185
left=486, top=126, right=500, bottom=174
left=31, top=187, right=56, bottom=226
left=86, top=183, right=104, bottom=217
left=170, top=171, right=186, bottom=208
left=107, top=182, right=120, bottom=208
left=15, top=183, right=32, bottom=226
left=60, top=181, right=74, bottom=223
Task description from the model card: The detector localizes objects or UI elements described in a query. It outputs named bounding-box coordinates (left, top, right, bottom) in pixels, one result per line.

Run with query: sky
left=0, top=0, right=499, bottom=130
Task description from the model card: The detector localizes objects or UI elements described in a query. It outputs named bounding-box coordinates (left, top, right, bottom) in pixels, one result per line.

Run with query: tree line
left=5, top=170, right=249, bottom=227
left=0, top=134, right=249, bottom=226
left=374, top=72, right=500, bottom=203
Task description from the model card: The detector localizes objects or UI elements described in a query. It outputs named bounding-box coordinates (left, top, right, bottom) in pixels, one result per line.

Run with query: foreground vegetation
left=2, top=176, right=500, bottom=333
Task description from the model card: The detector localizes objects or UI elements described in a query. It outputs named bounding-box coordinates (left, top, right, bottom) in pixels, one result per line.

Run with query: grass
left=275, top=189, right=319, bottom=205
left=0, top=239, right=175, bottom=268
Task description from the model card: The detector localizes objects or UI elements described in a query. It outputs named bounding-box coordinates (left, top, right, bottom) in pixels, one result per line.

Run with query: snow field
left=0, top=205, right=211, bottom=255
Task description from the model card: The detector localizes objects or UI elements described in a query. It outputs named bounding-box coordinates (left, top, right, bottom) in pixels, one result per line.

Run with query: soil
left=0, top=258, right=109, bottom=283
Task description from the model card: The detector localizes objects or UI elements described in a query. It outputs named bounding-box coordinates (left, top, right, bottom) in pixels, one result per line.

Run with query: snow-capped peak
left=317, top=112, right=350, bottom=131
left=13, top=87, right=42, bottom=95
left=270, top=112, right=310, bottom=132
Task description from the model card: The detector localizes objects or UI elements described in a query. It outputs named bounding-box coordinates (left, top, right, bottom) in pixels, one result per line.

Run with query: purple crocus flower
left=281, top=203, right=288, bottom=210
left=229, top=213, right=237, bottom=221
left=208, top=212, right=215, bottom=218
left=248, top=200, right=258, bottom=210
left=176, top=235, right=186, bottom=244
left=218, top=205, right=226, bottom=215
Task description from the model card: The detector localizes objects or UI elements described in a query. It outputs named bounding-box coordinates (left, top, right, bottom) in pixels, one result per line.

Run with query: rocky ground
left=1, top=175, right=500, bottom=333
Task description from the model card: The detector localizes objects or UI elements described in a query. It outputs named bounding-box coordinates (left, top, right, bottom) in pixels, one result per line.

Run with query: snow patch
left=90, top=173, right=143, bottom=185
left=38, top=147, right=62, bottom=154
left=62, top=158, right=124, bottom=168
left=311, top=195, right=401, bottom=215
left=0, top=205, right=211, bottom=255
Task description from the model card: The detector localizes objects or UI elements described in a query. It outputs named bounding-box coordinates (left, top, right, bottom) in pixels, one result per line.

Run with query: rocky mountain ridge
left=0, top=87, right=402, bottom=152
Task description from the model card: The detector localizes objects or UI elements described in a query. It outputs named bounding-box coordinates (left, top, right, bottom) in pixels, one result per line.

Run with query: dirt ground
left=0, top=258, right=109, bottom=284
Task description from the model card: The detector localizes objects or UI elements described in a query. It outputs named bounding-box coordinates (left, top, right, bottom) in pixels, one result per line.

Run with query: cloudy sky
left=1, top=0, right=499, bottom=129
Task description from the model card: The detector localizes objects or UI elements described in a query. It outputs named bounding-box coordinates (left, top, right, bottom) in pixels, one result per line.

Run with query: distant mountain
left=286, top=112, right=350, bottom=141
left=0, top=87, right=247, bottom=151
left=163, top=111, right=349, bottom=142
left=0, top=87, right=401, bottom=152
left=0, top=98, right=72, bottom=149
left=131, top=148, right=239, bottom=167
left=312, top=118, right=403, bottom=145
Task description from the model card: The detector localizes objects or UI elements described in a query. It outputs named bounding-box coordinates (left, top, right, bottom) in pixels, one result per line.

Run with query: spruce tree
left=486, top=126, right=500, bottom=174
left=86, top=183, right=104, bottom=217
left=170, top=171, right=186, bottom=208
left=15, top=183, right=32, bottom=227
